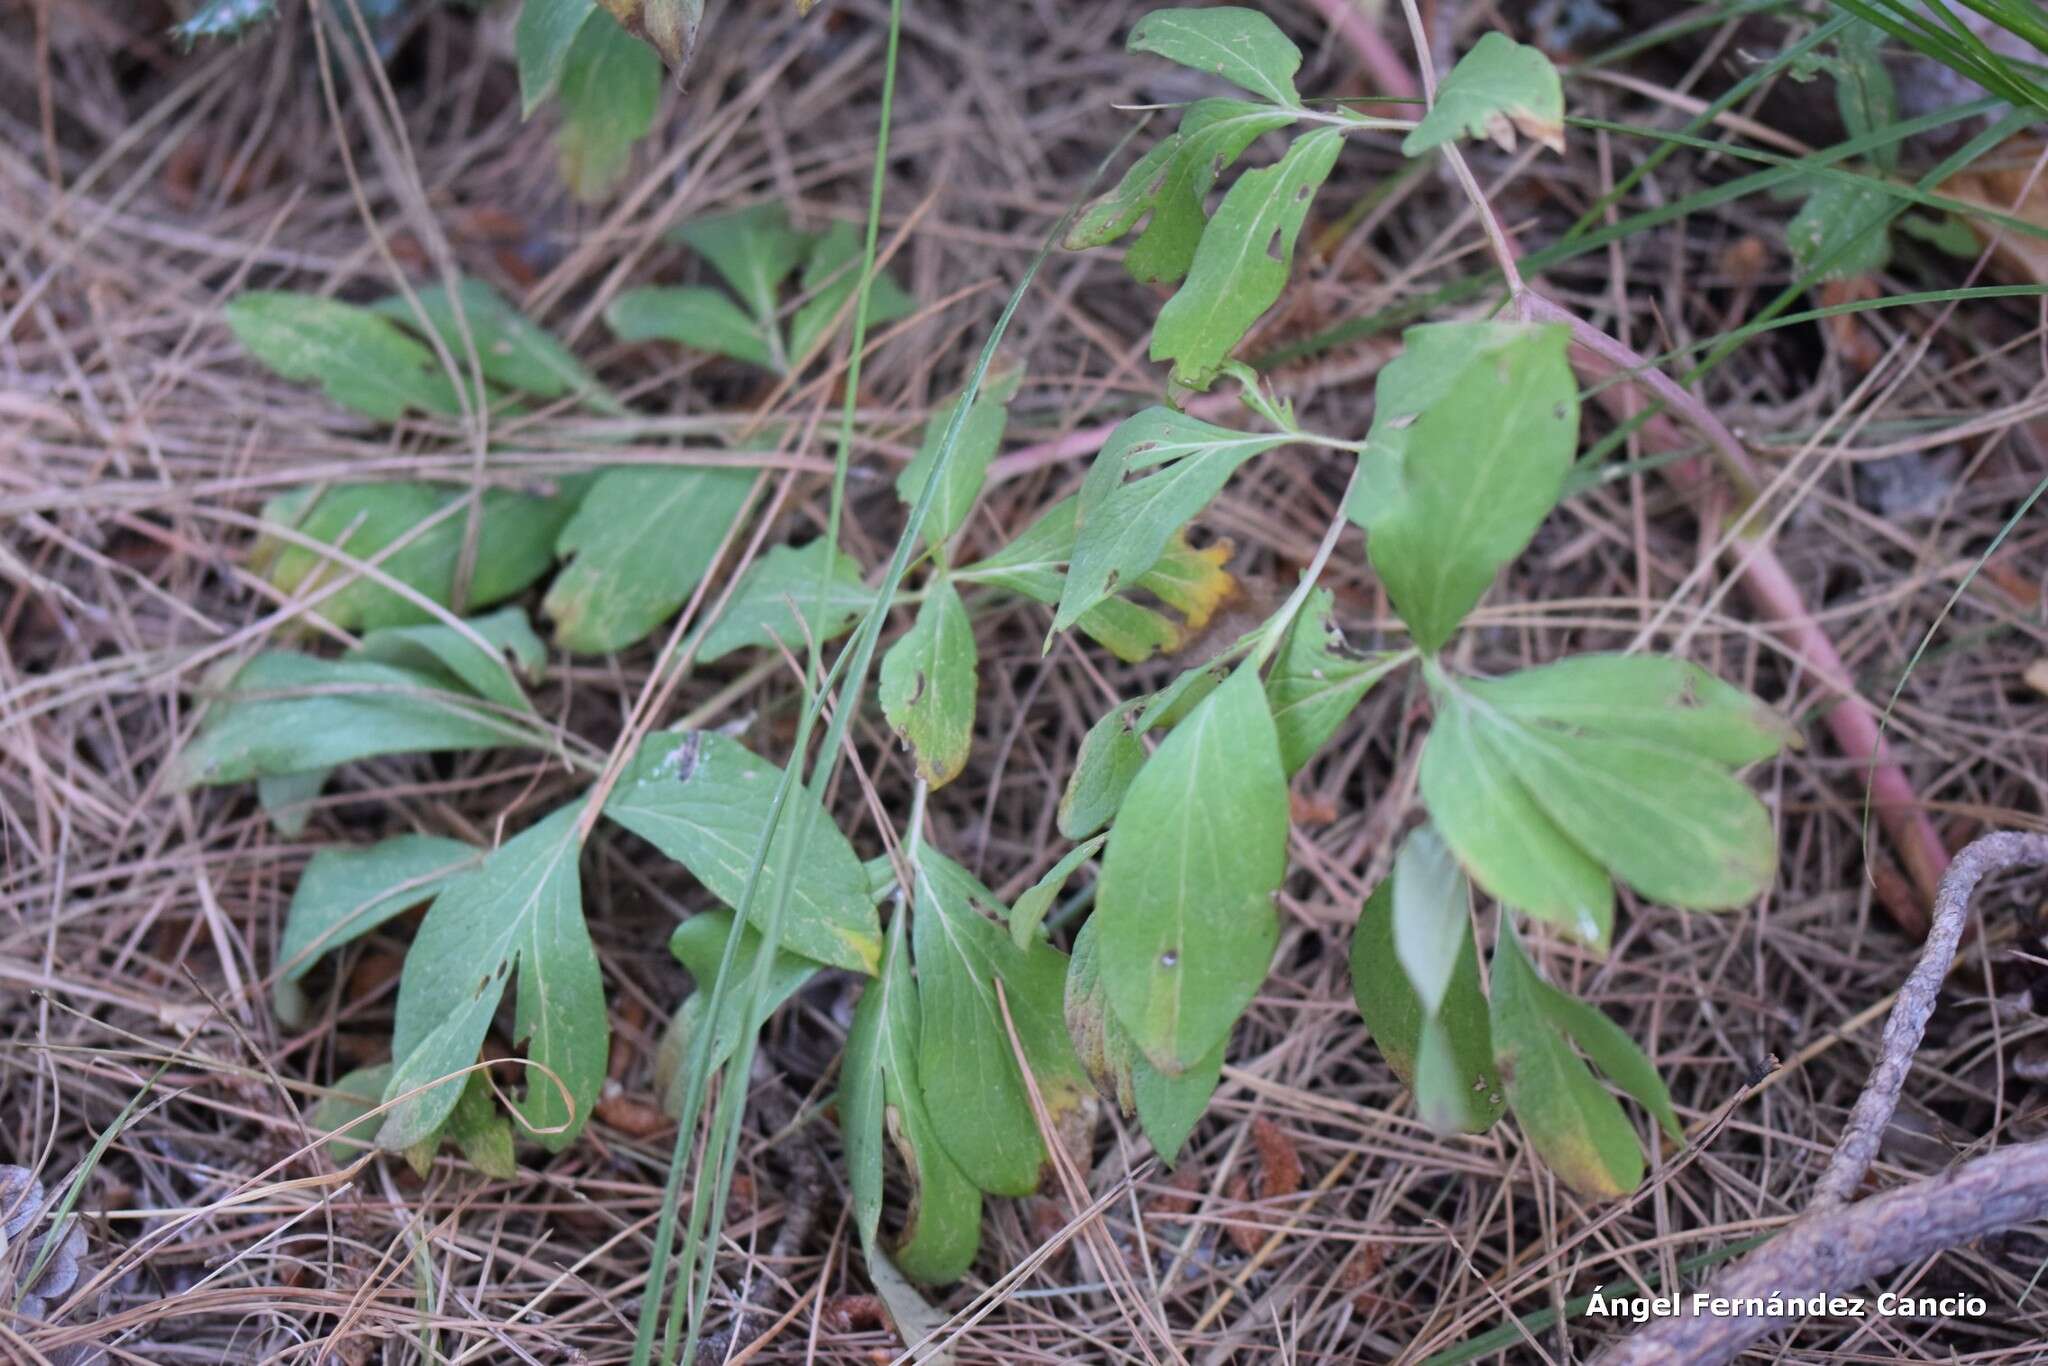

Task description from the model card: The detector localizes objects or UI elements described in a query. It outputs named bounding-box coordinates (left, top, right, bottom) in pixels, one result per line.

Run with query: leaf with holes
left=604, top=730, right=880, bottom=972
left=556, top=10, right=660, bottom=200
left=844, top=914, right=983, bottom=1282
left=1402, top=32, right=1564, bottom=157
left=1127, top=6, right=1303, bottom=107
left=1064, top=915, right=1220, bottom=1163
left=879, top=578, right=978, bottom=788
left=1489, top=925, right=1643, bottom=1198
left=253, top=482, right=575, bottom=633
left=1095, top=668, right=1287, bottom=1073
left=380, top=800, right=602, bottom=1152
left=912, top=850, right=1090, bottom=1197
left=544, top=466, right=753, bottom=652
left=1066, top=100, right=1299, bottom=285
left=226, top=293, right=460, bottom=421
left=1151, top=126, right=1343, bottom=388
left=1349, top=321, right=1577, bottom=652
left=693, top=540, right=874, bottom=664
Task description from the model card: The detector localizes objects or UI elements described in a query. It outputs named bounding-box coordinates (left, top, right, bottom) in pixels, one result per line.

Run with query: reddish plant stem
left=1310, top=0, right=1949, bottom=934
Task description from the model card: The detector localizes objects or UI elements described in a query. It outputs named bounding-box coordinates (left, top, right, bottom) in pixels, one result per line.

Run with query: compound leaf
left=1151, top=126, right=1343, bottom=388
left=381, top=800, right=602, bottom=1153
left=879, top=578, right=979, bottom=788
left=1350, top=321, right=1577, bottom=653
left=544, top=466, right=753, bottom=653
left=1095, top=668, right=1287, bottom=1073
left=603, top=730, right=881, bottom=974
left=1402, top=32, right=1564, bottom=157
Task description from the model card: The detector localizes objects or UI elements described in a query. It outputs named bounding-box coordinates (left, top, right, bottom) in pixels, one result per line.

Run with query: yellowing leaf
left=1140, top=531, right=1238, bottom=632
left=1402, top=32, right=1564, bottom=157
left=879, top=579, right=979, bottom=787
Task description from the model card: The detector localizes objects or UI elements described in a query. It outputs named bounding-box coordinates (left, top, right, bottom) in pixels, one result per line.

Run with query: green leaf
left=911, top=850, right=1091, bottom=1197
left=895, top=369, right=1021, bottom=546
left=603, top=730, right=882, bottom=973
left=1489, top=926, right=1643, bottom=1199
left=1264, top=587, right=1403, bottom=774
left=543, top=466, right=753, bottom=652
left=276, top=834, right=484, bottom=1021
left=1350, top=321, right=1578, bottom=652
left=605, top=286, right=776, bottom=369
left=1065, top=915, right=1220, bottom=1163
left=226, top=293, right=459, bottom=421
left=1076, top=406, right=1290, bottom=533
left=1461, top=655, right=1796, bottom=766
left=256, top=767, right=328, bottom=839
left=373, top=278, right=611, bottom=407
left=169, top=653, right=533, bottom=790
left=1786, top=177, right=1894, bottom=280
left=672, top=203, right=812, bottom=325
left=1350, top=875, right=1502, bottom=1134
left=310, top=1063, right=393, bottom=1167
left=517, top=0, right=596, bottom=115
left=1095, top=669, right=1287, bottom=1073
left=446, top=1072, right=519, bottom=1179
left=1527, top=979, right=1683, bottom=1145
left=352, top=606, right=546, bottom=712
left=844, top=915, right=983, bottom=1282
left=1418, top=687, right=1614, bottom=946
left=381, top=801, right=602, bottom=1153
left=1151, top=126, right=1343, bottom=388
left=879, top=579, right=978, bottom=788
left=556, top=10, right=660, bottom=201
left=1401, top=32, right=1565, bottom=157
left=254, top=482, right=574, bottom=633
left=1065, top=100, right=1299, bottom=286
left=694, top=540, right=874, bottom=664
left=1127, top=6, right=1303, bottom=107
left=789, top=220, right=919, bottom=361
left=1830, top=18, right=1899, bottom=167
left=656, top=910, right=820, bottom=1114
left=173, top=0, right=278, bottom=43
left=1056, top=699, right=1146, bottom=841
left=1390, top=826, right=1466, bottom=1015
left=1009, top=834, right=1106, bottom=948
left=1053, top=430, right=1282, bottom=635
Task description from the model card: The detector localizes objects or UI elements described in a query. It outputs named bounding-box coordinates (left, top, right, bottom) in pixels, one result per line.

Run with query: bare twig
left=1602, top=832, right=2048, bottom=1365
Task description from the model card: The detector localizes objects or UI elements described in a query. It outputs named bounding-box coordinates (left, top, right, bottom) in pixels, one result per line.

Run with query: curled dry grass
left=4, top=0, right=2048, bottom=1360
